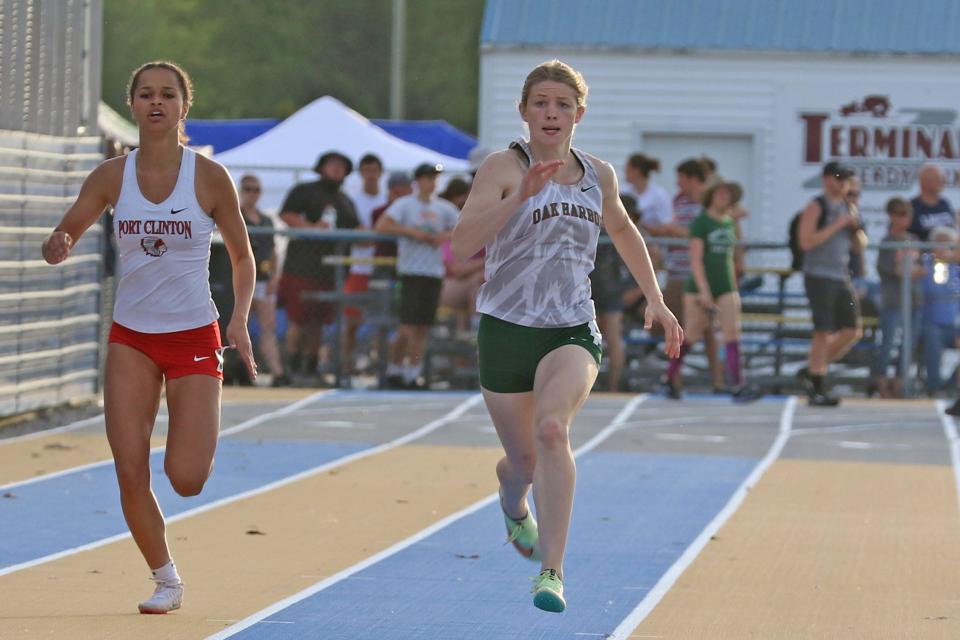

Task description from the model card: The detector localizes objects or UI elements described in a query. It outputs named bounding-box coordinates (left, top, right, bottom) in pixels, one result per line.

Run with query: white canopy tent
left=98, top=101, right=139, bottom=148
left=215, top=96, right=470, bottom=212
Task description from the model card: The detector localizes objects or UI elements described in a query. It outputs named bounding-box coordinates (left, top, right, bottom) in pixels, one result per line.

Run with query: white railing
left=0, top=129, right=103, bottom=417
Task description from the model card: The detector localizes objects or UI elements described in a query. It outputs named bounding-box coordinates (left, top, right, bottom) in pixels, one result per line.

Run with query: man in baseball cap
left=414, top=162, right=443, bottom=179
left=375, top=161, right=459, bottom=389
left=822, top=160, right=854, bottom=180
left=795, top=159, right=865, bottom=407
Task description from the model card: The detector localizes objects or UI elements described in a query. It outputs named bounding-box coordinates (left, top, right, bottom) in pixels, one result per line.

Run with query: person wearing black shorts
left=589, top=193, right=637, bottom=391
left=375, top=163, right=460, bottom=388
left=797, top=162, right=867, bottom=406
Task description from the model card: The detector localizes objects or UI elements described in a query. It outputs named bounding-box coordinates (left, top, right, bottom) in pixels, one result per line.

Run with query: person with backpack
left=795, top=161, right=867, bottom=406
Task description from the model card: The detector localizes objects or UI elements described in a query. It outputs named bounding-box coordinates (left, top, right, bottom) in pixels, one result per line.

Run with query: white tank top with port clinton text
left=112, top=147, right=219, bottom=333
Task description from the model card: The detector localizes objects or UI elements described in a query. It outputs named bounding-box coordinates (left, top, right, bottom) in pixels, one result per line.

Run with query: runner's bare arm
left=42, top=159, right=121, bottom=264
left=451, top=151, right=562, bottom=260
left=597, top=158, right=683, bottom=357
left=206, top=159, right=257, bottom=379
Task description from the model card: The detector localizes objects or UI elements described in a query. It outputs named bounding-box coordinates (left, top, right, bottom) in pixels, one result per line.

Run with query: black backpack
left=788, top=195, right=828, bottom=272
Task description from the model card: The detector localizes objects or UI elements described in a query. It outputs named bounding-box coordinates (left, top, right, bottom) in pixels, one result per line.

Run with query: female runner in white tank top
left=451, top=60, right=682, bottom=612
left=41, top=61, right=256, bottom=614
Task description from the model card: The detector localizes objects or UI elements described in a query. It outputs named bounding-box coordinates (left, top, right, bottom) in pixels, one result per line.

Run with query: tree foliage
left=102, top=0, right=483, bottom=133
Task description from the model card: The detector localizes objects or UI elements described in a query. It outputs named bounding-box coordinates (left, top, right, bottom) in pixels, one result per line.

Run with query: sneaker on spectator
left=945, top=398, right=960, bottom=417
left=270, top=373, right=292, bottom=388
left=385, top=374, right=405, bottom=390
left=660, top=376, right=682, bottom=400
left=406, top=377, right=429, bottom=391
left=796, top=367, right=815, bottom=396
left=809, top=391, right=840, bottom=407
left=731, top=384, right=764, bottom=403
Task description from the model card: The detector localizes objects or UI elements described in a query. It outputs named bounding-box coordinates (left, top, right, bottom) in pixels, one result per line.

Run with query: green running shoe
left=531, top=568, right=565, bottom=612
left=501, top=492, right=540, bottom=561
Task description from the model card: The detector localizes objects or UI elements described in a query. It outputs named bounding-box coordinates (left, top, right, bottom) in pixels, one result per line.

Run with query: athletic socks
left=725, top=341, right=743, bottom=387
left=666, top=342, right=690, bottom=381
left=151, top=559, right=181, bottom=585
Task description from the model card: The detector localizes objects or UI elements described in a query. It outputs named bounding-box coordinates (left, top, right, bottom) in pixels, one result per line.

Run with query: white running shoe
left=138, top=579, right=183, bottom=614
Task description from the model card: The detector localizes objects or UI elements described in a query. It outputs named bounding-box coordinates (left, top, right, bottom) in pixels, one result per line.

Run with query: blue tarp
left=371, top=119, right=477, bottom=160
left=185, top=118, right=279, bottom=153
left=186, top=116, right=477, bottom=160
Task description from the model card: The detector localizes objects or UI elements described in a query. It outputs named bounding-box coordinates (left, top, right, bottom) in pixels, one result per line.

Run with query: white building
left=478, top=0, right=960, bottom=248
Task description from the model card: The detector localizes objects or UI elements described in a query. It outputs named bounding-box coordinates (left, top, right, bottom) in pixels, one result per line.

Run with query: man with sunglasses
left=797, top=161, right=867, bottom=407
left=239, top=174, right=289, bottom=386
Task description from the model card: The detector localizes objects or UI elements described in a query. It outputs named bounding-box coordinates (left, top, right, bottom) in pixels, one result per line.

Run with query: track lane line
left=0, top=392, right=482, bottom=577
left=206, top=393, right=650, bottom=640
left=608, top=395, right=796, bottom=639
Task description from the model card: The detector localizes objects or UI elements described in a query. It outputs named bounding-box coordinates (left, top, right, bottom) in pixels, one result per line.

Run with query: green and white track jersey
left=476, top=139, right=603, bottom=328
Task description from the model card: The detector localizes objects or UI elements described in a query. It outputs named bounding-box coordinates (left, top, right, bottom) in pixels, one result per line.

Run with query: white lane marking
left=936, top=400, right=960, bottom=515
left=0, top=392, right=483, bottom=577
left=792, top=421, right=928, bottom=436
left=204, top=394, right=651, bottom=640
left=608, top=395, right=797, bottom=639
left=654, top=433, right=728, bottom=443
left=620, top=414, right=778, bottom=430
left=0, top=391, right=336, bottom=493
left=0, top=413, right=105, bottom=444
left=837, top=440, right=912, bottom=451
left=294, top=402, right=452, bottom=415
left=306, top=421, right=375, bottom=429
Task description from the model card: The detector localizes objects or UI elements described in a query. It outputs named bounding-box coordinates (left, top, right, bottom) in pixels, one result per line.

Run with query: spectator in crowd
left=375, top=163, right=460, bottom=388
left=438, top=178, right=483, bottom=337
left=663, top=181, right=760, bottom=401
left=872, top=197, right=923, bottom=398
left=239, top=174, right=289, bottom=386
left=440, top=176, right=472, bottom=209
left=278, top=151, right=359, bottom=379
left=371, top=171, right=414, bottom=278
left=658, top=158, right=725, bottom=392
left=590, top=193, right=639, bottom=391
left=910, top=164, right=956, bottom=241
left=343, top=153, right=388, bottom=374
left=622, top=153, right=672, bottom=268
left=700, top=155, right=718, bottom=186
left=468, top=146, right=493, bottom=179
left=919, top=226, right=960, bottom=396
left=797, top=161, right=866, bottom=407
